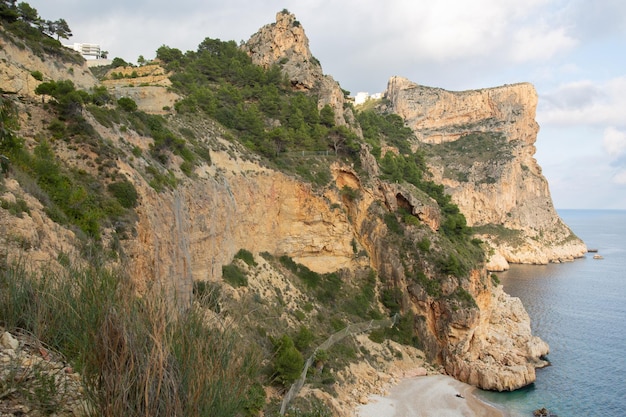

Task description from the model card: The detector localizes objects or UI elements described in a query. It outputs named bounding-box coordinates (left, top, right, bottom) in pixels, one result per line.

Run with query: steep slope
left=384, top=76, right=587, bottom=268
left=243, top=10, right=360, bottom=131
left=0, top=10, right=564, bottom=415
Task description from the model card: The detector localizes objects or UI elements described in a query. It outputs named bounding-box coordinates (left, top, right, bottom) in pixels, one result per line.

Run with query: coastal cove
left=477, top=209, right=626, bottom=416
left=358, top=210, right=626, bottom=417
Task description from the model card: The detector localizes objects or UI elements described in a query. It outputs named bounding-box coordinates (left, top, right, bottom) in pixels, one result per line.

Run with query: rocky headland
left=0, top=9, right=583, bottom=416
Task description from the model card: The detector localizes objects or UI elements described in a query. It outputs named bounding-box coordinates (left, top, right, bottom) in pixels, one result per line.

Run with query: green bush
left=491, top=273, right=500, bottom=286
left=222, top=264, right=248, bottom=288
left=293, top=325, right=315, bottom=352
left=235, top=248, right=257, bottom=267
left=107, top=180, right=138, bottom=208
left=384, top=212, right=402, bottom=235
left=30, top=70, right=43, bottom=81
left=272, top=335, right=304, bottom=386
left=117, top=97, right=138, bottom=112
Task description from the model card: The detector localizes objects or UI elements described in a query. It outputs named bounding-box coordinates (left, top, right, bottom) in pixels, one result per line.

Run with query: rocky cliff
left=383, top=76, right=587, bottom=268
left=0, top=11, right=571, bottom=415
left=243, top=10, right=360, bottom=131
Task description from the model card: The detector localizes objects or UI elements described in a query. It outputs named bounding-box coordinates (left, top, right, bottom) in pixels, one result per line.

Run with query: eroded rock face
left=0, top=27, right=97, bottom=97
left=102, top=63, right=180, bottom=115
left=443, top=284, right=550, bottom=391
left=243, top=11, right=359, bottom=130
left=384, top=76, right=587, bottom=266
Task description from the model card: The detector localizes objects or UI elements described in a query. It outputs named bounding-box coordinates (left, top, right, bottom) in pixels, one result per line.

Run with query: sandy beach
left=356, top=374, right=505, bottom=417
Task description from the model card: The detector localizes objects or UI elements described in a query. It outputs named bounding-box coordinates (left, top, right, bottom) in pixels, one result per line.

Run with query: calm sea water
left=477, top=210, right=626, bottom=417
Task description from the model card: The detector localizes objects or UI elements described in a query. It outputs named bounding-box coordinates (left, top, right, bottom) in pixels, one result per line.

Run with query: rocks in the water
left=533, top=407, right=558, bottom=416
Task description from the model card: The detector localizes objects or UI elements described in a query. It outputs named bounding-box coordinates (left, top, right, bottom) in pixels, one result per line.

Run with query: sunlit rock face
left=384, top=76, right=586, bottom=267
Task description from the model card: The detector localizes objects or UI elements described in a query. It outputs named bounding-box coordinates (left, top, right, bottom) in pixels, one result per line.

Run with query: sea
left=476, top=209, right=626, bottom=417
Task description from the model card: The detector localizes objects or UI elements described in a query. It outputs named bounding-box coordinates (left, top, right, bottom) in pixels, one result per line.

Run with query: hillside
left=0, top=7, right=575, bottom=417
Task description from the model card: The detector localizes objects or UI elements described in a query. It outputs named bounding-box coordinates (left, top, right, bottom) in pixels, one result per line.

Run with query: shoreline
left=356, top=374, right=507, bottom=417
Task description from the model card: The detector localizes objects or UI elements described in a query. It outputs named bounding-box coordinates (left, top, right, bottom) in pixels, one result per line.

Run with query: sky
left=27, top=0, right=626, bottom=209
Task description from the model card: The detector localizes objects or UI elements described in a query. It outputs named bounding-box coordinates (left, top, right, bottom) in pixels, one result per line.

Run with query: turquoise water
left=477, top=210, right=626, bottom=416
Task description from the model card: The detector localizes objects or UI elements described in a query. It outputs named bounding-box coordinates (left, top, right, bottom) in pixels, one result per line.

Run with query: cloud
left=538, top=77, right=626, bottom=127
left=613, top=170, right=626, bottom=185
left=603, top=127, right=626, bottom=157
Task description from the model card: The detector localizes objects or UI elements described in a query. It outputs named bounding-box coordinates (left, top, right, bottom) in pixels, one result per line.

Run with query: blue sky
left=28, top=0, right=626, bottom=209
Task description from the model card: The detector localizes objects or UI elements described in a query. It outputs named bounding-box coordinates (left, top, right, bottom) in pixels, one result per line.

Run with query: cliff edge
left=384, top=76, right=587, bottom=268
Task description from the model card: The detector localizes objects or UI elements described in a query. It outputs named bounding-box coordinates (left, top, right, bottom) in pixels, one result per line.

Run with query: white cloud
left=613, top=170, right=626, bottom=185
left=538, top=77, right=626, bottom=127
left=603, top=127, right=626, bottom=157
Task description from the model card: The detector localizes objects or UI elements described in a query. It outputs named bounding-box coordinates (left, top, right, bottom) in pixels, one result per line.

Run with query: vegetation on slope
left=156, top=39, right=360, bottom=162
left=0, top=6, right=489, bottom=414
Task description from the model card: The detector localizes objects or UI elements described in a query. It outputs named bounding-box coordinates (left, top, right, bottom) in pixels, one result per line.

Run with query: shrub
left=384, top=212, right=402, bottom=235
left=117, top=97, right=137, bottom=112
left=380, top=287, right=402, bottom=314
left=30, top=70, right=43, bottom=81
left=234, top=248, right=257, bottom=267
left=107, top=180, right=138, bottom=208
left=293, top=326, right=315, bottom=352
left=272, top=335, right=304, bottom=386
left=222, top=264, right=248, bottom=288
left=491, top=273, right=500, bottom=286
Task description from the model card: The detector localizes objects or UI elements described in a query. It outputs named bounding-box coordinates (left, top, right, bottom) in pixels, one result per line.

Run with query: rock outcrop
left=243, top=10, right=360, bottom=130
left=101, top=63, right=180, bottom=114
left=384, top=76, right=587, bottom=267
left=0, top=11, right=567, bottom=405
left=0, top=26, right=96, bottom=96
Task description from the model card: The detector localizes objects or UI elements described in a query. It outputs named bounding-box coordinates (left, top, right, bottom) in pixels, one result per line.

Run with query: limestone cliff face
left=243, top=11, right=360, bottom=130
left=0, top=26, right=97, bottom=96
left=0, top=14, right=555, bottom=397
left=121, top=150, right=359, bottom=307
left=101, top=63, right=180, bottom=115
left=384, top=76, right=586, bottom=267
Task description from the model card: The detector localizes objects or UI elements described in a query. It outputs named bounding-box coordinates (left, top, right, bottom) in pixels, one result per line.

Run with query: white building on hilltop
left=64, top=43, right=102, bottom=59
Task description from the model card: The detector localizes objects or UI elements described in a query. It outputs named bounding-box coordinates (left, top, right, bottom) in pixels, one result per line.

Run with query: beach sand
left=356, top=374, right=505, bottom=417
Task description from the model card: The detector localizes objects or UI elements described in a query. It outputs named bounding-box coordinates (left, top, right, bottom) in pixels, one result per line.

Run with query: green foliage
left=450, top=286, right=477, bottom=308
left=222, top=263, right=248, bottom=288
left=0, top=3, right=82, bottom=64
left=160, top=37, right=359, bottom=162
left=437, top=253, right=467, bottom=277
left=380, top=287, right=402, bottom=314
left=15, top=140, right=114, bottom=238
left=413, top=271, right=442, bottom=297
left=1, top=197, right=30, bottom=217
left=278, top=256, right=342, bottom=304
left=417, top=237, right=431, bottom=252
left=491, top=273, right=500, bottom=286
left=0, top=260, right=258, bottom=417
left=243, top=382, right=266, bottom=417
left=423, top=132, right=514, bottom=183
left=234, top=248, right=257, bottom=267
left=384, top=212, right=402, bottom=235
left=107, top=179, right=138, bottom=208
left=111, top=57, right=129, bottom=68
left=30, top=70, right=43, bottom=81
left=293, top=325, right=315, bottom=352
left=117, top=96, right=137, bottom=112
left=357, top=111, right=415, bottom=153
left=193, top=280, right=221, bottom=313
left=340, top=185, right=359, bottom=201
left=272, top=335, right=304, bottom=386
left=386, top=312, right=419, bottom=347
left=342, top=270, right=377, bottom=319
